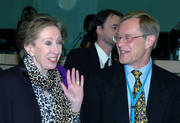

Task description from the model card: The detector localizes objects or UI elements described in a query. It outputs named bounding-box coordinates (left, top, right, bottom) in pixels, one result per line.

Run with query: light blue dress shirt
left=124, top=58, right=152, bottom=118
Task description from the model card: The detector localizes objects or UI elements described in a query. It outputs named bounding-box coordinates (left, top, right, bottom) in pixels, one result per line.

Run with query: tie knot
left=131, top=70, right=142, bottom=79
left=104, top=58, right=110, bottom=68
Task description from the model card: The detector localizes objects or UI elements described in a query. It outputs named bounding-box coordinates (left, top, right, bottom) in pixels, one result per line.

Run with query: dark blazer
left=0, top=65, right=42, bottom=123
left=64, top=45, right=116, bottom=79
left=81, top=62, right=180, bottom=123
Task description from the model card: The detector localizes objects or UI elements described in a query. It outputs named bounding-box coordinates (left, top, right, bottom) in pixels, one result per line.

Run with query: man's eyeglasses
left=115, top=34, right=150, bottom=42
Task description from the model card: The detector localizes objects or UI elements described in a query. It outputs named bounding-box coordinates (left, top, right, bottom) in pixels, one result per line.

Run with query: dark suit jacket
left=64, top=45, right=116, bottom=79
left=81, top=62, right=180, bottom=123
left=0, top=65, right=42, bottom=123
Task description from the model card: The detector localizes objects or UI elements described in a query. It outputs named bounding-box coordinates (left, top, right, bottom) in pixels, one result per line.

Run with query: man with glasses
left=81, top=11, right=180, bottom=123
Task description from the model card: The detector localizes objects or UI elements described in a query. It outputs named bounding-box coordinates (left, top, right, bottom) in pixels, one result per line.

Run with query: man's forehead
left=120, top=18, right=139, bottom=25
left=118, top=19, right=141, bottom=35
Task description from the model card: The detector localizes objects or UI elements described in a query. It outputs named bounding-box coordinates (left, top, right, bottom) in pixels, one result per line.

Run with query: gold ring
left=76, top=81, right=80, bottom=85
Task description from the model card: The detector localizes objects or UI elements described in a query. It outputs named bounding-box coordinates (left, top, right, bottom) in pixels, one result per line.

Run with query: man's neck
left=96, top=41, right=112, bottom=56
left=130, top=58, right=150, bottom=69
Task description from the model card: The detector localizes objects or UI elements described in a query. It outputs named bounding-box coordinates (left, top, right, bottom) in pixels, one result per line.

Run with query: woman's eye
left=45, top=41, right=52, bottom=46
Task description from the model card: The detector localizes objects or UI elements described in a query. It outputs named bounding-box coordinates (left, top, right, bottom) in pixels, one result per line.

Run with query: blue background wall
left=0, top=0, right=179, bottom=54
left=98, top=0, right=180, bottom=32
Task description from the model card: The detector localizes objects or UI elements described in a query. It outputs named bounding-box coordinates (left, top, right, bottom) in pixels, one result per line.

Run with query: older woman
left=0, top=13, right=84, bottom=123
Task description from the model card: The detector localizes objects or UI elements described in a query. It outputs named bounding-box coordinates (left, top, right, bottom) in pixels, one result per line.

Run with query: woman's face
left=25, top=26, right=62, bottom=74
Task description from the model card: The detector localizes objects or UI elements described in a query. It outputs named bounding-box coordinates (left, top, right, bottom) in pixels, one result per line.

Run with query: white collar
left=94, top=42, right=112, bottom=68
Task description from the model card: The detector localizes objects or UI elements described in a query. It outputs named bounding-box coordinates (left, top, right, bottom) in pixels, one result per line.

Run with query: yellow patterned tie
left=132, top=70, right=148, bottom=123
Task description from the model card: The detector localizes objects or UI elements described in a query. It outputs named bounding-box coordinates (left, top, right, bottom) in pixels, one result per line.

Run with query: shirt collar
left=94, top=42, right=111, bottom=65
left=125, top=58, right=152, bottom=79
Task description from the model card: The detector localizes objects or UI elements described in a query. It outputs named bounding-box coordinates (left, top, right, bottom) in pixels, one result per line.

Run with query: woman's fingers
left=66, top=69, right=71, bottom=86
left=71, top=68, right=76, bottom=84
left=80, top=75, right=84, bottom=87
left=66, top=68, right=83, bottom=86
left=75, top=70, right=80, bottom=85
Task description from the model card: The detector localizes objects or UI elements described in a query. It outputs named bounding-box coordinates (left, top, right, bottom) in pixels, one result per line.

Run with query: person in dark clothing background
left=80, top=14, right=96, bottom=48
left=64, top=9, right=123, bottom=79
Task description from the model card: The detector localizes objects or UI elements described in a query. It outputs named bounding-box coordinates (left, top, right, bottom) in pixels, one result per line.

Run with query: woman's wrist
left=71, top=103, right=81, bottom=114
left=71, top=108, right=80, bottom=114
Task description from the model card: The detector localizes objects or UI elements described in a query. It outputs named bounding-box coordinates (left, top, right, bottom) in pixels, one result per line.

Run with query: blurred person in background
left=64, top=9, right=123, bottom=79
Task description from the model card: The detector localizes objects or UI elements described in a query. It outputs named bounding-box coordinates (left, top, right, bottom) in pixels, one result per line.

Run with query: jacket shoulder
left=153, top=63, right=180, bottom=79
left=86, top=62, right=123, bottom=84
left=64, top=47, right=95, bottom=69
left=0, top=65, right=28, bottom=86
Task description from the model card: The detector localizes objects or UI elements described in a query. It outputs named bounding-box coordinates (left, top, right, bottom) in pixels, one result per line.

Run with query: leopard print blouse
left=32, top=83, right=80, bottom=123
left=24, top=55, right=80, bottom=123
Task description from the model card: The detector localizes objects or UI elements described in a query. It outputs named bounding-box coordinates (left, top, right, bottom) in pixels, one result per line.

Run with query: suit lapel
left=146, top=64, right=171, bottom=123
left=19, top=66, right=42, bottom=120
left=88, top=45, right=116, bottom=69
left=113, top=65, right=129, bottom=123
left=103, top=63, right=129, bottom=123
left=89, top=45, right=101, bottom=69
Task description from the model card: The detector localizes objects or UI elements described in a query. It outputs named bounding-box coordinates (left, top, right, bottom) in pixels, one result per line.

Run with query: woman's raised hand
left=60, top=68, right=84, bottom=113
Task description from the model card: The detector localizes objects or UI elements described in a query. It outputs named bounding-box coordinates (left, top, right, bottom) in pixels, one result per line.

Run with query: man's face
left=116, top=18, right=150, bottom=68
left=98, top=14, right=121, bottom=46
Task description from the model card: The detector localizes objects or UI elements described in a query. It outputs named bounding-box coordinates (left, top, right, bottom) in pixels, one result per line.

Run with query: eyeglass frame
left=115, top=33, right=151, bottom=43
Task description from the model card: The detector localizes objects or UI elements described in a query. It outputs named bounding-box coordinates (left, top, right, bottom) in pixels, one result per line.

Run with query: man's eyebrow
left=112, top=24, right=118, bottom=26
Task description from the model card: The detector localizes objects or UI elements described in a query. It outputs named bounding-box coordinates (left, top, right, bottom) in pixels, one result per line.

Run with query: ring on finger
left=76, top=81, right=80, bottom=85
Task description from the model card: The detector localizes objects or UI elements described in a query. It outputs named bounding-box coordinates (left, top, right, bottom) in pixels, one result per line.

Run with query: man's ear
left=145, top=35, right=156, bottom=49
left=96, top=25, right=102, bottom=35
left=24, top=44, right=34, bottom=56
